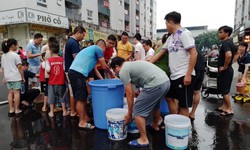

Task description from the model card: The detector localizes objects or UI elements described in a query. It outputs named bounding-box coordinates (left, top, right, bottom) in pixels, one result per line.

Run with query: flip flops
left=214, top=108, right=225, bottom=112
left=15, top=111, right=23, bottom=118
left=78, top=123, right=95, bottom=130
left=8, top=112, right=15, bottom=117
left=128, top=139, right=149, bottom=148
left=221, top=111, right=234, bottom=116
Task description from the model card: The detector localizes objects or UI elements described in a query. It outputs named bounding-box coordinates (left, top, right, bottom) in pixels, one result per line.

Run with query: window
left=87, top=9, right=93, bottom=20
left=87, top=9, right=93, bottom=17
left=37, top=0, right=47, bottom=7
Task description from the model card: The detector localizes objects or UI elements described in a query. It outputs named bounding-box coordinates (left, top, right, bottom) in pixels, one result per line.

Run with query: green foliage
left=195, top=31, right=220, bottom=51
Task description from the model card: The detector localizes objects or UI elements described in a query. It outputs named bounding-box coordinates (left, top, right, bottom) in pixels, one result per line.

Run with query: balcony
left=124, top=0, right=129, bottom=4
left=98, top=0, right=110, bottom=16
left=99, top=21, right=110, bottom=28
left=125, top=25, right=130, bottom=32
left=125, top=14, right=130, bottom=22
left=136, top=3, right=139, bottom=11
left=66, top=0, right=82, bottom=6
left=66, top=8, right=81, bottom=21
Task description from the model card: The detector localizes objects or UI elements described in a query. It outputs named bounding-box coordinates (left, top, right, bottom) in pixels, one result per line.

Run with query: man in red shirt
left=95, top=34, right=117, bottom=79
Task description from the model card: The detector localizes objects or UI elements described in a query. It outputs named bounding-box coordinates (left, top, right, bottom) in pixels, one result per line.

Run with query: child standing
left=1, top=38, right=24, bottom=117
left=45, top=42, right=68, bottom=117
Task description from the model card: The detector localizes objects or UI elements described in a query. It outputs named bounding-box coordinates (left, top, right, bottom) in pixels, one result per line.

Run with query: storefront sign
left=0, top=8, right=69, bottom=29
left=26, top=9, right=69, bottom=29
left=30, top=24, right=64, bottom=33
left=0, top=8, right=26, bottom=25
left=93, top=31, right=109, bottom=42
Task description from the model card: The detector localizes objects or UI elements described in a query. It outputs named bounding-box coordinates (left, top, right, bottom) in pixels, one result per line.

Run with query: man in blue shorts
left=68, top=39, right=115, bottom=130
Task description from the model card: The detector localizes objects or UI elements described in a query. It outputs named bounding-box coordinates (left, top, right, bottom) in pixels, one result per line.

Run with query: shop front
left=0, top=8, right=69, bottom=50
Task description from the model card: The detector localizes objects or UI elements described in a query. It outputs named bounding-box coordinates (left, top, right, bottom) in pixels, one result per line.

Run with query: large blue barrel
left=89, top=79, right=124, bottom=129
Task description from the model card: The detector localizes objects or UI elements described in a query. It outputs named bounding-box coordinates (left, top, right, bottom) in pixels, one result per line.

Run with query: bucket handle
left=108, top=85, right=116, bottom=89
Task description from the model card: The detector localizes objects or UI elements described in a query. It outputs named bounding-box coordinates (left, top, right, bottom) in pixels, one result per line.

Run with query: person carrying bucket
left=68, top=39, right=116, bottom=130
left=110, top=57, right=170, bottom=148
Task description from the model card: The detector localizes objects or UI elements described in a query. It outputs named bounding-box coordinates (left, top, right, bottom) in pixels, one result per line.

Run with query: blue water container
left=89, top=79, right=124, bottom=129
left=160, top=99, right=169, bottom=115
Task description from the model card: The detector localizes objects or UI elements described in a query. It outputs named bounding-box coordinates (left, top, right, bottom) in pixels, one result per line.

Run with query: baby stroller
left=201, top=58, right=223, bottom=99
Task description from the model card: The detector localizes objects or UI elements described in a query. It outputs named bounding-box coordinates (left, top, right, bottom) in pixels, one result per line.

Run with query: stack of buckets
left=164, top=114, right=191, bottom=149
left=89, top=79, right=128, bottom=140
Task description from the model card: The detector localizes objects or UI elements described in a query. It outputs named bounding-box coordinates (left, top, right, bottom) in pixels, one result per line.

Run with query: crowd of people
left=1, top=11, right=242, bottom=148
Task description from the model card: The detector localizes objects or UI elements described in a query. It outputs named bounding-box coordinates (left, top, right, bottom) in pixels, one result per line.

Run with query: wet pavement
left=1, top=65, right=250, bottom=150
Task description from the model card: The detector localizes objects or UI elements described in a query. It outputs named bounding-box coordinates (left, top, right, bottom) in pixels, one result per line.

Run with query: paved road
left=1, top=63, right=250, bottom=149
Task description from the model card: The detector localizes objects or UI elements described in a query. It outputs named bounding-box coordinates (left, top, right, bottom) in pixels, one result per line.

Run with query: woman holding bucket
left=110, top=57, right=170, bottom=148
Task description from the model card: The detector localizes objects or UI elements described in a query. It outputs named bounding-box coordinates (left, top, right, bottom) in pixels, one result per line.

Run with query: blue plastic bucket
left=89, top=79, right=124, bottom=129
left=160, top=99, right=169, bottom=114
left=164, top=114, right=191, bottom=149
left=123, top=105, right=139, bottom=133
left=106, top=108, right=128, bottom=140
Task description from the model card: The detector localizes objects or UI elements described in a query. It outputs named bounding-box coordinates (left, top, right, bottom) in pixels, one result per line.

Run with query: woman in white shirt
left=142, top=40, right=155, bottom=61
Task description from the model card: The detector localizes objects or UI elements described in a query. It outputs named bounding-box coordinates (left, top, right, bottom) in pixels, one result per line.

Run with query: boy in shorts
left=46, top=42, right=68, bottom=117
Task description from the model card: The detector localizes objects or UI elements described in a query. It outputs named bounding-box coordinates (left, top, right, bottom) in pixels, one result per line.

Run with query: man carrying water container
left=110, top=57, right=170, bottom=148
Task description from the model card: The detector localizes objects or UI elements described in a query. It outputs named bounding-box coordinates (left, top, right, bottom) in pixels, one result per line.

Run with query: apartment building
left=0, top=0, right=157, bottom=49
left=79, top=0, right=157, bottom=41
left=234, top=0, right=250, bottom=43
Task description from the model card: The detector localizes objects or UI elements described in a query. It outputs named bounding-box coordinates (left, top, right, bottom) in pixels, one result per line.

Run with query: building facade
left=80, top=0, right=157, bottom=41
left=0, top=0, right=157, bottom=51
left=234, top=0, right=250, bottom=43
left=0, top=0, right=69, bottom=49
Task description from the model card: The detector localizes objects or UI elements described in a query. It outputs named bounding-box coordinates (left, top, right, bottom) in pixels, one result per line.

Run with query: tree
left=195, top=31, right=220, bottom=51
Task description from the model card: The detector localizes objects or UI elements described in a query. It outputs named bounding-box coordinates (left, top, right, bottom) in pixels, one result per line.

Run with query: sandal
left=221, top=111, right=234, bottom=116
left=78, top=123, right=95, bottom=130
left=63, top=111, right=70, bottom=117
left=8, top=112, right=15, bottom=117
left=48, top=112, right=54, bottom=118
left=128, top=139, right=149, bottom=148
left=15, top=110, right=23, bottom=118
left=42, top=107, right=47, bottom=112
left=214, top=108, right=225, bottom=112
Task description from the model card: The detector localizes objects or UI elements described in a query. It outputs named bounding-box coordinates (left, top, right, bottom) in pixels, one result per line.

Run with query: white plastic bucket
left=106, top=108, right=128, bottom=140
left=164, top=114, right=191, bottom=150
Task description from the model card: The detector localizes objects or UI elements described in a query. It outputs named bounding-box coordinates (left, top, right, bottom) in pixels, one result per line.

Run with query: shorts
left=65, top=73, right=73, bottom=97
left=29, top=66, right=40, bottom=82
left=133, top=81, right=170, bottom=117
left=88, top=69, right=95, bottom=79
left=48, top=85, right=66, bottom=104
left=40, top=78, right=49, bottom=96
left=217, top=66, right=233, bottom=95
left=68, top=69, right=88, bottom=101
left=7, top=81, right=21, bottom=90
left=166, top=76, right=196, bottom=108
left=94, top=69, right=105, bottom=80
left=194, top=70, right=205, bottom=91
